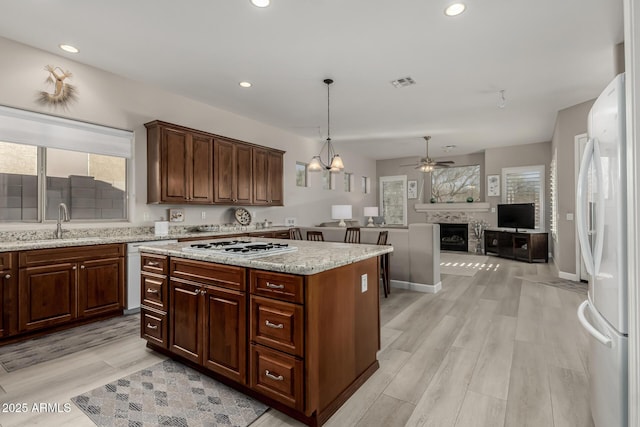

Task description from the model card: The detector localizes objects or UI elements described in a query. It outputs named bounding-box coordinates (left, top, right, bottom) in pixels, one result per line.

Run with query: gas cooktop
left=182, top=240, right=297, bottom=259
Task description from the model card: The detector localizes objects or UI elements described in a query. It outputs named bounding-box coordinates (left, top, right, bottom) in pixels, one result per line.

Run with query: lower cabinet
left=168, top=259, right=247, bottom=384
left=16, top=244, right=125, bottom=335
left=0, top=252, right=17, bottom=337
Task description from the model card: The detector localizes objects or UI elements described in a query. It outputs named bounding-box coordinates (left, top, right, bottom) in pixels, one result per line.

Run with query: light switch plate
left=361, top=274, right=368, bottom=293
left=566, top=213, right=574, bottom=221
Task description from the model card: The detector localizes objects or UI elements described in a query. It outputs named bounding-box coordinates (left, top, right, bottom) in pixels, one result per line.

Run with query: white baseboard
left=558, top=271, right=579, bottom=281
left=391, top=279, right=442, bottom=294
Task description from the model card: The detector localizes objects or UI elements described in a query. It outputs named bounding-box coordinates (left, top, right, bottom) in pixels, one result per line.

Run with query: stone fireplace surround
left=425, top=211, right=484, bottom=253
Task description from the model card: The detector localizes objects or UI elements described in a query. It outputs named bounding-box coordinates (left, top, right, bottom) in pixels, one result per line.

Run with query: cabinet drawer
left=271, top=230, right=290, bottom=239
left=250, top=270, right=303, bottom=304
left=171, top=258, right=245, bottom=291
left=0, top=252, right=14, bottom=270
left=251, top=296, right=303, bottom=357
left=141, top=273, right=167, bottom=311
left=141, top=254, right=168, bottom=275
left=141, top=308, right=168, bottom=349
left=250, top=344, right=303, bottom=411
left=20, top=244, right=124, bottom=267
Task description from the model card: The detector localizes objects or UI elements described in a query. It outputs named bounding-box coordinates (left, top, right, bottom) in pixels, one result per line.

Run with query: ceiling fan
left=401, top=136, right=455, bottom=172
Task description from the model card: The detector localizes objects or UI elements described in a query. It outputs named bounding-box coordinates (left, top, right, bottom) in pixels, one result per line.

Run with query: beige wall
left=550, top=99, right=595, bottom=276
left=0, top=37, right=377, bottom=228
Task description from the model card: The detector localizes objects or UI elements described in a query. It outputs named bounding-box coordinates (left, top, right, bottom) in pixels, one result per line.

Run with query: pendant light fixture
left=309, top=79, right=344, bottom=172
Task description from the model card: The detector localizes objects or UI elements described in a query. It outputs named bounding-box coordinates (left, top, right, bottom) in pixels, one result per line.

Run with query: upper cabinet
left=214, top=139, right=253, bottom=205
left=146, top=121, right=214, bottom=204
left=146, top=121, right=284, bottom=206
left=253, top=148, right=283, bottom=206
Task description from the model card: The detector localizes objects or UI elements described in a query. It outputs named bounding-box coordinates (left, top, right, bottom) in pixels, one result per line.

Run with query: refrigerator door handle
left=577, top=300, right=612, bottom=347
left=591, top=139, right=605, bottom=275
left=576, top=137, right=595, bottom=275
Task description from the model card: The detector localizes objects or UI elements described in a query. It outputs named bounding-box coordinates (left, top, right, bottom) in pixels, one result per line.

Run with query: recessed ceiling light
left=250, top=0, right=270, bottom=7
left=59, top=44, right=79, bottom=53
left=444, top=3, right=466, bottom=16
left=239, top=81, right=252, bottom=88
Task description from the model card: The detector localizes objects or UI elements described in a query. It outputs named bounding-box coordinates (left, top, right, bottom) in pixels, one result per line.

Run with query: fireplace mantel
left=414, top=202, right=490, bottom=213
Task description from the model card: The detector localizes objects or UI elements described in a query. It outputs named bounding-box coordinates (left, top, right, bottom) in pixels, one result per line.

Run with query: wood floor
left=0, top=255, right=592, bottom=427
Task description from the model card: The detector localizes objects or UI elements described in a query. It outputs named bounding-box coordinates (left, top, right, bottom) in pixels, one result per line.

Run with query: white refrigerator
left=576, top=72, right=628, bottom=427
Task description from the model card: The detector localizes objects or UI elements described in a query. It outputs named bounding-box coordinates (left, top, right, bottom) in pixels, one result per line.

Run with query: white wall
left=0, top=37, right=377, bottom=228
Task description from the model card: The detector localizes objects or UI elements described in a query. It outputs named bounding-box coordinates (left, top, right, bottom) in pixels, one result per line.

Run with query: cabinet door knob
left=80, top=265, right=86, bottom=269
left=266, top=282, right=284, bottom=289
left=4, top=274, right=10, bottom=279
left=72, top=265, right=77, bottom=270
left=265, top=370, right=284, bottom=381
left=265, top=320, right=284, bottom=329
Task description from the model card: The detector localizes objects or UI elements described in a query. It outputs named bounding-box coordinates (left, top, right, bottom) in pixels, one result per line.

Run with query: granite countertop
left=138, top=238, right=393, bottom=275
left=0, top=227, right=291, bottom=252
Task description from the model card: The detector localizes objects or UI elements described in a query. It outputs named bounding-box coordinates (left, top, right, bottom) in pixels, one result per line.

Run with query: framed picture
left=169, top=208, right=184, bottom=222
left=407, top=179, right=418, bottom=199
left=487, top=174, right=500, bottom=197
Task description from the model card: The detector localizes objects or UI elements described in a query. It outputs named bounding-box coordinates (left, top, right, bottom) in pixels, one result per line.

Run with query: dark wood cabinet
left=0, top=252, right=17, bottom=337
left=484, top=230, right=548, bottom=263
left=168, top=258, right=247, bottom=383
left=214, top=139, right=253, bottom=205
left=146, top=121, right=214, bottom=204
left=17, top=244, right=125, bottom=334
left=146, top=120, right=284, bottom=207
left=253, top=148, right=284, bottom=206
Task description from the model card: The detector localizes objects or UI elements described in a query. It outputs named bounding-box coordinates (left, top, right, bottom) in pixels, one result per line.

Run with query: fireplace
left=439, top=223, right=468, bottom=252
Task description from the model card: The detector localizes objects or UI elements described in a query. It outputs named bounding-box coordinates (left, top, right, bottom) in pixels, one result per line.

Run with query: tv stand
left=484, top=230, right=548, bottom=263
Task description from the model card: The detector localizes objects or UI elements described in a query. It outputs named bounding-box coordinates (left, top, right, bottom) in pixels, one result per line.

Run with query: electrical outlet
left=361, top=274, right=368, bottom=293
left=491, top=207, right=496, bottom=213
left=566, top=213, right=574, bottom=221
left=201, top=211, right=206, bottom=220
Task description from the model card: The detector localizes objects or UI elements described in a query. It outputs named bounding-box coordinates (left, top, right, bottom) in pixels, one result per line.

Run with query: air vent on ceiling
left=390, top=77, right=416, bottom=88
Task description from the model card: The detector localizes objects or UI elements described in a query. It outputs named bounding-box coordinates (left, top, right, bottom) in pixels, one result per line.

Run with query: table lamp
left=364, top=207, right=379, bottom=227
left=331, top=205, right=352, bottom=227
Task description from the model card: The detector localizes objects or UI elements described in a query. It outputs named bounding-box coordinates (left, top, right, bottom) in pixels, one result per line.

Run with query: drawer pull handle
left=266, top=282, right=284, bottom=289
left=147, top=261, right=160, bottom=267
left=146, top=323, right=158, bottom=330
left=265, top=320, right=284, bottom=329
left=265, top=370, right=284, bottom=381
left=146, top=288, right=159, bottom=294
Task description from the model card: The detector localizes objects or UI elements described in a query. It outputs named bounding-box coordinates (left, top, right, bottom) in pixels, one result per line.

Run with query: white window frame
left=295, top=161, right=308, bottom=187
left=344, top=172, right=353, bottom=192
left=501, top=165, right=545, bottom=230
left=379, top=175, right=407, bottom=226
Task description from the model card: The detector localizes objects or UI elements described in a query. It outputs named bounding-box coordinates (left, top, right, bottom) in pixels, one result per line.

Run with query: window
left=379, top=175, right=407, bottom=226
left=0, top=106, right=133, bottom=222
left=431, top=165, right=480, bottom=202
left=295, top=162, right=308, bottom=187
left=344, top=172, right=352, bottom=192
left=502, top=165, right=545, bottom=229
left=550, top=150, right=557, bottom=239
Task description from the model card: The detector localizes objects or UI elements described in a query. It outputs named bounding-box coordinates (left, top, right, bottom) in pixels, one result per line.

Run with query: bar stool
left=289, top=227, right=303, bottom=240
left=344, top=227, right=361, bottom=243
left=306, top=231, right=325, bottom=241
left=377, top=231, right=390, bottom=297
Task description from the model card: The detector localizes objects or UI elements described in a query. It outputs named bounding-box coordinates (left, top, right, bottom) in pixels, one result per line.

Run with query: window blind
left=0, top=105, right=133, bottom=158
left=503, top=165, right=545, bottom=229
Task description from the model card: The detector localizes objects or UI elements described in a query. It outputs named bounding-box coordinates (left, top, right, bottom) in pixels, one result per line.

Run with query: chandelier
left=309, top=79, right=344, bottom=172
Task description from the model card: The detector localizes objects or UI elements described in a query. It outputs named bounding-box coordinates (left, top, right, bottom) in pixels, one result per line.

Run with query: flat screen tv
left=497, top=203, right=535, bottom=231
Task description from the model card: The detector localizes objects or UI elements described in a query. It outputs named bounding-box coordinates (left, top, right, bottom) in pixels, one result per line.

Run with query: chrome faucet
left=56, top=203, right=70, bottom=239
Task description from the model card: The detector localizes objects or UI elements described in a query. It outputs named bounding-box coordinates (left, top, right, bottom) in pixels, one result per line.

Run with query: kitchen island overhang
left=138, top=238, right=392, bottom=427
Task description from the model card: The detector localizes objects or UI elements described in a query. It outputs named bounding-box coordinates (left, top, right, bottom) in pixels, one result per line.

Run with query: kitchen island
left=138, top=238, right=392, bottom=427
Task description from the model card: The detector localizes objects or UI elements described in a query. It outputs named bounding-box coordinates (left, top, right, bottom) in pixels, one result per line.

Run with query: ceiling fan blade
left=399, top=163, right=418, bottom=167
left=436, top=160, right=455, bottom=164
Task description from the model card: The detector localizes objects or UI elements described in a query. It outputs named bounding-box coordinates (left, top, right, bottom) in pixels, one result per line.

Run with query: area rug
left=440, top=253, right=490, bottom=276
left=0, top=313, right=140, bottom=372
left=72, top=359, right=269, bottom=427
left=517, top=274, right=588, bottom=295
